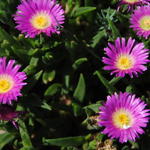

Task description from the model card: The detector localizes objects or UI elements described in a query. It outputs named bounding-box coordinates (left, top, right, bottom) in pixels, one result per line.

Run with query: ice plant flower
left=102, top=37, right=149, bottom=77
left=130, top=6, right=150, bottom=39
left=98, top=92, right=150, bottom=143
left=14, top=0, right=65, bottom=38
left=0, top=57, right=27, bottom=104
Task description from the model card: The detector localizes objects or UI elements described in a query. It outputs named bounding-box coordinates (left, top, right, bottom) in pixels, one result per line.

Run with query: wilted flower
left=96, top=139, right=117, bottom=150
left=14, top=0, right=65, bottom=38
left=130, top=6, right=150, bottom=39
left=98, top=92, right=149, bottom=143
left=0, top=105, right=23, bottom=128
left=0, top=105, right=22, bottom=121
left=102, top=37, right=149, bottom=77
left=0, top=57, right=27, bottom=104
left=118, top=0, right=148, bottom=11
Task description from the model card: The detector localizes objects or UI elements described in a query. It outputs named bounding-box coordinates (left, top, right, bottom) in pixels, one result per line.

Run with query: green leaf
left=72, top=57, right=88, bottom=70
left=73, top=7, right=96, bottom=17
left=0, top=26, right=28, bottom=61
left=41, top=102, right=52, bottom=111
left=0, top=131, right=15, bottom=150
left=19, top=147, right=35, bottom=150
left=44, top=83, right=62, bottom=97
left=64, top=75, right=70, bottom=89
left=72, top=102, right=83, bottom=117
left=18, top=120, right=34, bottom=150
left=94, top=71, right=116, bottom=94
left=23, top=65, right=37, bottom=76
left=83, top=103, right=101, bottom=113
left=43, top=136, right=86, bottom=147
left=109, top=77, right=121, bottom=86
left=91, top=30, right=106, bottom=48
left=73, top=73, right=86, bottom=103
left=88, top=140, right=97, bottom=150
left=126, top=85, right=134, bottom=93
left=0, top=26, right=16, bottom=45
left=29, top=57, right=39, bottom=66
left=107, top=18, right=121, bottom=39
left=42, top=70, right=56, bottom=84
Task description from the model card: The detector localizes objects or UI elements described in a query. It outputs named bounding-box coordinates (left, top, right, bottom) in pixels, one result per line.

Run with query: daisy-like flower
left=14, top=0, right=65, bottom=38
left=98, top=92, right=150, bottom=143
left=0, top=57, right=27, bottom=104
left=102, top=37, right=149, bottom=77
left=130, top=6, right=150, bottom=39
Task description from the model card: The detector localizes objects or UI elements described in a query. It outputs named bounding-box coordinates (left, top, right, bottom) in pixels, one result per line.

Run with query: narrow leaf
left=18, top=120, right=34, bottom=150
left=42, top=70, right=56, bottom=84
left=83, top=103, right=101, bottom=113
left=107, top=19, right=121, bottom=39
left=41, top=102, right=52, bottom=111
left=72, top=57, right=88, bottom=70
left=109, top=77, right=121, bottom=86
left=73, top=7, right=96, bottom=17
left=0, top=132, right=14, bottom=150
left=44, top=83, right=62, bottom=97
left=91, top=30, right=106, bottom=48
left=73, top=73, right=86, bottom=103
left=94, top=71, right=116, bottom=94
left=43, top=136, right=86, bottom=147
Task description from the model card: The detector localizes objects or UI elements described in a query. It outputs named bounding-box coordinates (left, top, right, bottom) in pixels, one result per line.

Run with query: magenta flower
left=0, top=57, right=27, bottom=104
left=14, top=0, right=65, bottom=38
left=130, top=6, right=150, bottom=39
left=102, top=37, right=149, bottom=77
left=98, top=92, right=150, bottom=143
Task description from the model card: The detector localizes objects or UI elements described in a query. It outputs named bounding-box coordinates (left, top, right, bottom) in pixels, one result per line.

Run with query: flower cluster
left=99, top=0, right=150, bottom=144
left=1, top=0, right=65, bottom=127
left=1, top=0, right=149, bottom=144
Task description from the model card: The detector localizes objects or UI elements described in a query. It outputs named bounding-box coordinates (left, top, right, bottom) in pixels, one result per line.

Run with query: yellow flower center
left=139, top=16, right=150, bottom=31
left=124, top=0, right=139, bottom=3
left=30, top=12, right=51, bottom=30
left=112, top=109, right=133, bottom=129
left=0, top=75, right=14, bottom=94
left=116, top=55, right=134, bottom=70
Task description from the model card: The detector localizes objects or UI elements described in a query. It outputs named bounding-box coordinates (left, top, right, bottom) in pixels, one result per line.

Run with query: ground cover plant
left=0, top=0, right=150, bottom=150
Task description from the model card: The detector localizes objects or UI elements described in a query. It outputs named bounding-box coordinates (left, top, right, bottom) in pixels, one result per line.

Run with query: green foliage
left=43, top=136, right=86, bottom=147
left=18, top=120, right=34, bottom=150
left=0, top=131, right=15, bottom=150
left=73, top=73, right=86, bottom=103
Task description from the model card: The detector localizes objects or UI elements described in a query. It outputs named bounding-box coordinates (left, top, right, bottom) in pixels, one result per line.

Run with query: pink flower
left=14, top=0, right=65, bottom=38
left=130, top=6, right=150, bottom=39
left=0, top=57, right=27, bottom=104
left=98, top=92, right=150, bottom=143
left=102, top=37, right=149, bottom=77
